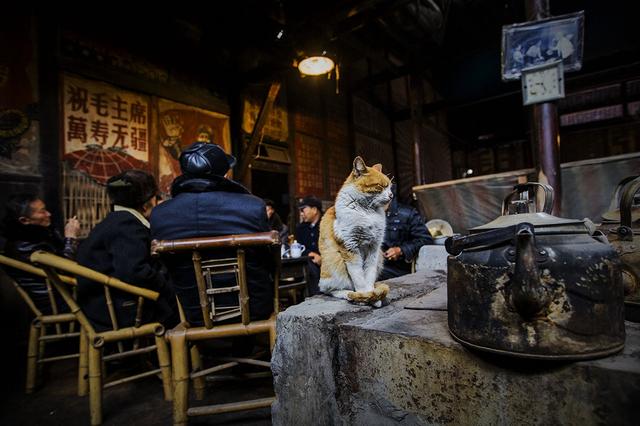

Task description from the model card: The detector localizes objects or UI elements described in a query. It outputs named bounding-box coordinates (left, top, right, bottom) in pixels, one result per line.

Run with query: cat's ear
left=372, top=163, right=382, bottom=172
left=353, top=156, right=367, bottom=177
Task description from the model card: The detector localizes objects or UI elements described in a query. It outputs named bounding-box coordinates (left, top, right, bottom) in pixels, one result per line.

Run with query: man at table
left=295, top=196, right=322, bottom=295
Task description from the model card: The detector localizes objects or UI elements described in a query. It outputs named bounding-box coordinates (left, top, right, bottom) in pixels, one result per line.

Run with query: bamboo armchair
left=30, top=251, right=172, bottom=426
left=0, top=254, right=79, bottom=394
left=151, top=230, right=280, bottom=426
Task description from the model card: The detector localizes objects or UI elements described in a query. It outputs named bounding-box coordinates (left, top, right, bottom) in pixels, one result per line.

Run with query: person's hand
left=383, top=246, right=402, bottom=261
left=309, top=251, right=322, bottom=265
left=161, top=115, right=183, bottom=146
left=64, top=216, right=81, bottom=239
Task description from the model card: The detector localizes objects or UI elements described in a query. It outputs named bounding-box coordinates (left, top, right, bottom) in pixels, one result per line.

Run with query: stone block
left=272, top=270, right=640, bottom=425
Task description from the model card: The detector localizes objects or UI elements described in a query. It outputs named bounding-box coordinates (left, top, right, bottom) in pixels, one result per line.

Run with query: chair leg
left=155, top=335, right=172, bottom=401
left=37, top=325, right=47, bottom=381
left=25, top=321, right=41, bottom=394
left=169, top=330, right=189, bottom=426
left=269, top=319, right=277, bottom=351
left=190, top=344, right=205, bottom=400
left=78, top=328, right=89, bottom=397
left=88, top=345, right=103, bottom=426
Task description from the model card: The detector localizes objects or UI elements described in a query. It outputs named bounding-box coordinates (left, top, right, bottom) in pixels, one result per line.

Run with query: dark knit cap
left=106, top=170, right=158, bottom=208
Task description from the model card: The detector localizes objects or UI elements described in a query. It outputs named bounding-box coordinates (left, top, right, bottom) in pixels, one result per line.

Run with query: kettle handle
left=501, top=183, right=554, bottom=215
left=445, top=222, right=532, bottom=256
left=619, top=176, right=640, bottom=240
left=606, top=175, right=639, bottom=213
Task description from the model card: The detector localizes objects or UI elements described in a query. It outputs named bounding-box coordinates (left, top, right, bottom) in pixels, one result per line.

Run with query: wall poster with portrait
left=157, top=98, right=231, bottom=196
left=501, top=11, right=584, bottom=81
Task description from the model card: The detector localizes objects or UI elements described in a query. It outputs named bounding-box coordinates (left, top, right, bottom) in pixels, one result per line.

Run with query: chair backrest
left=151, top=231, right=280, bottom=329
left=30, top=251, right=159, bottom=337
left=0, top=253, right=77, bottom=318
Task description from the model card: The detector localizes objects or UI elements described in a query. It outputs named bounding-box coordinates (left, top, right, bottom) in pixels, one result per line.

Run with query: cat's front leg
left=345, top=254, right=371, bottom=293
left=363, top=249, right=383, bottom=288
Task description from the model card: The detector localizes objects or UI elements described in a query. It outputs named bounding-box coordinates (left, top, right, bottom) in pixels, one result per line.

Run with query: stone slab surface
left=271, top=270, right=640, bottom=425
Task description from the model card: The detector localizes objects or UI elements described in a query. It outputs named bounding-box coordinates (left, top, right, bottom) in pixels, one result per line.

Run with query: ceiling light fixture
left=297, top=55, right=335, bottom=76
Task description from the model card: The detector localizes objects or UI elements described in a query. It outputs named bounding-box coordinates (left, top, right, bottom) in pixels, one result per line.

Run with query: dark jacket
left=379, top=199, right=432, bottom=280
left=76, top=211, right=178, bottom=331
left=295, top=221, right=320, bottom=256
left=268, top=211, right=289, bottom=244
left=150, top=175, right=275, bottom=326
left=3, top=224, right=76, bottom=314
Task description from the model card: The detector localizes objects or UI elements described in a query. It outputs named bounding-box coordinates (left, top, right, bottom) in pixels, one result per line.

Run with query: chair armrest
left=30, top=251, right=159, bottom=301
left=151, top=230, right=280, bottom=255
left=0, top=254, right=77, bottom=286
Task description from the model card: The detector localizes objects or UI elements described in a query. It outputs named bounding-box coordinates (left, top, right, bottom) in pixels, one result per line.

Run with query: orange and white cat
left=319, top=157, right=392, bottom=307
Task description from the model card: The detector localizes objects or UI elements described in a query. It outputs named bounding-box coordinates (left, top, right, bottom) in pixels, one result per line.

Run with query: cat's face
left=345, top=157, right=393, bottom=208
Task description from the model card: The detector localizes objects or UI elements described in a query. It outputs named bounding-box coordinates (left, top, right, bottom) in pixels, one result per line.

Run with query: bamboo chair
left=0, top=254, right=79, bottom=394
left=30, top=251, right=172, bottom=426
left=151, top=230, right=280, bottom=426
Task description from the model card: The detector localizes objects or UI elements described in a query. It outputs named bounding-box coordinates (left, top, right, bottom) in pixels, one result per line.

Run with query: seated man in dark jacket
left=150, top=142, right=275, bottom=326
left=2, top=194, right=80, bottom=314
left=379, top=186, right=432, bottom=281
left=76, top=170, right=178, bottom=331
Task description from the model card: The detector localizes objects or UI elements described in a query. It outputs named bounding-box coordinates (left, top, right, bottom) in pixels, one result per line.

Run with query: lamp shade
left=298, top=56, right=335, bottom=76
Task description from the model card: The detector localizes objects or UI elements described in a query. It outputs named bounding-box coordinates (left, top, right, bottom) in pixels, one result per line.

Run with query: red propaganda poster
left=157, top=98, right=231, bottom=195
left=61, top=73, right=151, bottom=183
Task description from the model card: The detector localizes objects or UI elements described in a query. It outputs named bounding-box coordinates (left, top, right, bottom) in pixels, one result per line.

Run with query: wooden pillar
left=408, top=74, right=426, bottom=186
left=526, top=0, right=562, bottom=214
left=237, top=82, right=281, bottom=187
left=37, top=16, right=63, bottom=223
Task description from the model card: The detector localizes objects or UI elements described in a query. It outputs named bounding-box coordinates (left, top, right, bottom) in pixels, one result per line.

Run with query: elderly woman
left=3, top=194, right=80, bottom=313
left=76, top=170, right=178, bottom=331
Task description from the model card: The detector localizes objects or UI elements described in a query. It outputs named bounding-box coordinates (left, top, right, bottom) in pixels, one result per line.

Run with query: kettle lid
left=471, top=182, right=585, bottom=233
left=471, top=212, right=584, bottom=231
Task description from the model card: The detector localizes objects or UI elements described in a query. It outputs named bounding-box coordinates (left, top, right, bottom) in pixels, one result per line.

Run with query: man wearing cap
left=295, top=196, right=323, bottom=295
left=77, top=170, right=178, bottom=330
left=150, top=142, right=275, bottom=326
left=379, top=184, right=432, bottom=280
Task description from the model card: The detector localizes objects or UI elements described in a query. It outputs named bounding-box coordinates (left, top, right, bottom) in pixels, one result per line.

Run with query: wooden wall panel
left=294, top=132, right=324, bottom=197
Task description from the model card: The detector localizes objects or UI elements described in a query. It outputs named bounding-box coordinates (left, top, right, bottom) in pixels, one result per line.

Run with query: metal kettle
left=445, top=183, right=625, bottom=360
left=600, top=176, right=640, bottom=322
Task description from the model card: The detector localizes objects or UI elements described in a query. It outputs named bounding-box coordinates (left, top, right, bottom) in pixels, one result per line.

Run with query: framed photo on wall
left=501, top=11, right=584, bottom=81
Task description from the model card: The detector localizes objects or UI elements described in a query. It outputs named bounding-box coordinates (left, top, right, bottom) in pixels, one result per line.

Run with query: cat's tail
left=324, top=290, right=353, bottom=300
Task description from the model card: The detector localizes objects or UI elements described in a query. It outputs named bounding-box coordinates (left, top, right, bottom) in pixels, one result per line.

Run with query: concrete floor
left=0, top=340, right=274, bottom=425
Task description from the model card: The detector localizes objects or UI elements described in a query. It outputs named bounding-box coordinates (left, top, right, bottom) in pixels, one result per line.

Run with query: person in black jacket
left=150, top=142, right=275, bottom=326
left=76, top=170, right=178, bottom=331
left=295, top=195, right=323, bottom=295
left=379, top=186, right=432, bottom=280
left=2, top=194, right=80, bottom=314
left=264, top=198, right=289, bottom=243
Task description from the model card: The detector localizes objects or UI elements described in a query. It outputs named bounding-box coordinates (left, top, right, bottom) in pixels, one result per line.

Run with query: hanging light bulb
left=298, top=55, right=335, bottom=76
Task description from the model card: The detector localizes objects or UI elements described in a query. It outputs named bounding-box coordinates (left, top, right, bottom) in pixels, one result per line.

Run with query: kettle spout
left=510, top=224, right=549, bottom=319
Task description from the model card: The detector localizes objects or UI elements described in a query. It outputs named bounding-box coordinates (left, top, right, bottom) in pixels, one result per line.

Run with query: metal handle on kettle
left=618, top=176, right=640, bottom=241
left=445, top=222, right=531, bottom=256
left=501, top=183, right=554, bottom=215
left=510, top=225, right=550, bottom=319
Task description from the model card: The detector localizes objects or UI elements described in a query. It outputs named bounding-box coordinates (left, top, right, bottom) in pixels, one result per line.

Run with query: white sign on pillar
left=521, top=61, right=565, bottom=105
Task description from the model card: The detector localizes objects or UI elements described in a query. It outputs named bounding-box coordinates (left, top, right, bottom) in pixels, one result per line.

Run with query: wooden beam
left=237, top=82, right=281, bottom=183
